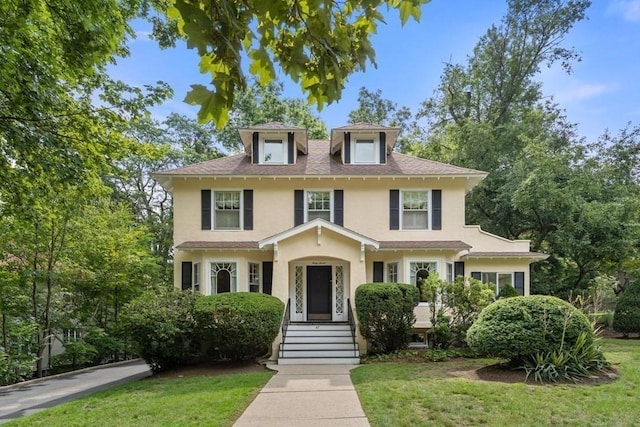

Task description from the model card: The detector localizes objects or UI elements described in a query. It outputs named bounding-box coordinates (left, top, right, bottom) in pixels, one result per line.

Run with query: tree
left=158, top=0, right=430, bottom=126
left=613, top=279, right=640, bottom=337
left=348, top=87, right=424, bottom=152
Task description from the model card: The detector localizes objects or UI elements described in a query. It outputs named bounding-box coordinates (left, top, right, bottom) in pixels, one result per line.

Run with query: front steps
left=278, top=323, right=360, bottom=365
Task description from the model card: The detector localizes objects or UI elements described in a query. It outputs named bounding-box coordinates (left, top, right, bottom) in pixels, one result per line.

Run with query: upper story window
left=214, top=191, right=241, bottom=230
left=263, top=139, right=285, bottom=163
left=354, top=139, right=376, bottom=163
left=307, top=190, right=331, bottom=221
left=402, top=190, right=429, bottom=230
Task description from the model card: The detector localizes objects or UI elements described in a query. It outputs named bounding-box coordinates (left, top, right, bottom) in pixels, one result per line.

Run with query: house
left=152, top=122, right=547, bottom=364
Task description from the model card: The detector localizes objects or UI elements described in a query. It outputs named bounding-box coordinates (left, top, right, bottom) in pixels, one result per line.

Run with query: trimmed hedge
left=613, top=279, right=640, bottom=335
left=355, top=283, right=419, bottom=354
left=195, top=293, right=284, bottom=361
left=120, top=287, right=198, bottom=372
left=466, top=295, right=595, bottom=362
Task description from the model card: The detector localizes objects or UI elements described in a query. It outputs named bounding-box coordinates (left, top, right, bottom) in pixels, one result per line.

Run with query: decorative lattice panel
left=295, top=266, right=304, bottom=313
left=335, top=265, right=344, bottom=314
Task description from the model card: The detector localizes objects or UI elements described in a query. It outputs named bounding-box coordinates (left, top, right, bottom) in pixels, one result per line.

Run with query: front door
left=307, top=266, right=332, bottom=320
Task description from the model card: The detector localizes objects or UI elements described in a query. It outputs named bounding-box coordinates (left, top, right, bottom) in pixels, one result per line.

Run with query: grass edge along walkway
left=4, top=369, right=275, bottom=427
left=351, top=338, right=640, bottom=427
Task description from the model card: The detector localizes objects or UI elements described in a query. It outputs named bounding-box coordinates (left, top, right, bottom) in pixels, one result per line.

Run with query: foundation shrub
left=120, top=287, right=198, bottom=372
left=355, top=283, right=419, bottom=354
left=195, top=293, right=284, bottom=361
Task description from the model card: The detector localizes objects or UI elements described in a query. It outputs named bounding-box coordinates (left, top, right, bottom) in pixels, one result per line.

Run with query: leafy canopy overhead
left=165, top=0, right=430, bottom=127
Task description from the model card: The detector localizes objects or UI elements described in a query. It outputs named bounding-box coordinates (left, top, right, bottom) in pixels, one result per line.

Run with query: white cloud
left=554, top=83, right=616, bottom=103
left=134, top=30, right=153, bottom=41
left=609, top=0, right=640, bottom=22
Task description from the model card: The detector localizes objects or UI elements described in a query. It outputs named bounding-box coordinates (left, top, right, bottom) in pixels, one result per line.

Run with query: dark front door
left=307, top=266, right=332, bottom=321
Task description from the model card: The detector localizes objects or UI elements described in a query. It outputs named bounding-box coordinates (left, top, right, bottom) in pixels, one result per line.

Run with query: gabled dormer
left=330, top=123, right=400, bottom=165
left=238, top=122, right=308, bottom=165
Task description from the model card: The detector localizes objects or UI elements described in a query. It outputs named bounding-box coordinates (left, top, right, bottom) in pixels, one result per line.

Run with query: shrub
left=420, top=275, right=494, bottom=348
left=498, top=283, right=519, bottom=299
left=355, top=283, right=419, bottom=354
left=50, top=340, right=97, bottom=374
left=84, top=327, right=125, bottom=364
left=467, top=295, right=595, bottom=363
left=194, top=293, right=283, bottom=361
left=613, top=279, right=640, bottom=336
left=120, top=287, right=198, bottom=372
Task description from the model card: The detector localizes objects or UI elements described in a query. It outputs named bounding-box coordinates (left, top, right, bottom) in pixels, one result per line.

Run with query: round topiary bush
left=195, top=293, right=284, bottom=360
left=355, top=283, right=419, bottom=354
left=613, top=279, right=640, bottom=336
left=466, top=295, right=595, bottom=362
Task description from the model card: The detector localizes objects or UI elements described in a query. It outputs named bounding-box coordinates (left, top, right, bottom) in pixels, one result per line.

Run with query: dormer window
left=263, top=139, right=285, bottom=163
left=354, top=139, right=376, bottom=163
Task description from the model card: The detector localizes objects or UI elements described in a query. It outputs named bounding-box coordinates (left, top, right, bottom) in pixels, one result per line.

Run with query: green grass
left=351, top=338, right=640, bottom=427
left=6, top=370, right=275, bottom=427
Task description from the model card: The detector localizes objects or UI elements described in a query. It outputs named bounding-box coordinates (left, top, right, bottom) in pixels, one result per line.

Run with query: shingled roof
left=153, top=139, right=486, bottom=179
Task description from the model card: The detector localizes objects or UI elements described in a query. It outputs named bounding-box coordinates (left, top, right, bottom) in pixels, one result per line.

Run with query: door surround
left=289, top=261, right=348, bottom=322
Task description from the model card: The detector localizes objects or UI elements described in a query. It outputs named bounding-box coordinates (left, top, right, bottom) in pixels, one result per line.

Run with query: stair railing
left=347, top=298, right=357, bottom=357
left=282, top=298, right=291, bottom=339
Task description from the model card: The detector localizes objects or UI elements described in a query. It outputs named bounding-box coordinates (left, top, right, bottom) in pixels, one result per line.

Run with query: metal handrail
left=347, top=298, right=357, bottom=356
left=282, top=298, right=291, bottom=339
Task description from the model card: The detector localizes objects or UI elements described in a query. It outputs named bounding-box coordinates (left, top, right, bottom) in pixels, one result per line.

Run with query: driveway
left=0, top=360, right=151, bottom=424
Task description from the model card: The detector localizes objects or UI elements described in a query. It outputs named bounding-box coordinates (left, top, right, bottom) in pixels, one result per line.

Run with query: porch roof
left=258, top=218, right=379, bottom=250
left=461, top=251, right=549, bottom=260
left=377, top=240, right=471, bottom=250
left=176, top=241, right=259, bottom=249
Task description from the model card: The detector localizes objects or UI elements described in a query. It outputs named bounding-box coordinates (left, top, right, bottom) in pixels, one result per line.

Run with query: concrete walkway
left=0, top=360, right=151, bottom=424
left=234, top=364, right=370, bottom=427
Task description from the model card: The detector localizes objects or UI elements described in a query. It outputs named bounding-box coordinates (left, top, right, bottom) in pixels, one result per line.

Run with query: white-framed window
left=481, top=272, right=514, bottom=295
left=248, top=262, right=260, bottom=293
left=387, top=262, right=399, bottom=282
left=63, top=329, right=80, bottom=342
left=306, top=190, right=332, bottom=221
left=409, top=261, right=438, bottom=302
left=210, top=262, right=237, bottom=294
left=193, top=262, right=201, bottom=292
left=263, top=139, right=285, bottom=163
left=354, top=139, right=375, bottom=163
left=402, top=190, right=430, bottom=230
left=446, top=262, right=453, bottom=283
left=214, top=191, right=241, bottom=230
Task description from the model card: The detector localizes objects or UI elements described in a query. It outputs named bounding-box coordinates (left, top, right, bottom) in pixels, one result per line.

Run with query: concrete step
left=278, top=357, right=360, bottom=365
left=285, top=329, right=352, bottom=337
left=279, top=349, right=360, bottom=358
left=281, top=342, right=356, bottom=351
left=285, top=335, right=354, bottom=344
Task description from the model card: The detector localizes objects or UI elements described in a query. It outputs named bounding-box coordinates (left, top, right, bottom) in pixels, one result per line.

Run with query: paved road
left=0, top=360, right=151, bottom=424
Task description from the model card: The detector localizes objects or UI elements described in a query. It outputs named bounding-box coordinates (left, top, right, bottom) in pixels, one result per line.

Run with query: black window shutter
left=181, top=262, right=193, bottom=291
left=243, top=190, right=253, bottom=230
left=390, top=189, right=400, bottom=230
left=470, top=271, right=481, bottom=281
left=373, top=262, right=384, bottom=283
left=344, top=132, right=351, bottom=164
left=432, top=189, right=442, bottom=230
left=201, top=189, right=211, bottom=230
left=379, top=131, right=386, bottom=164
left=252, top=132, right=259, bottom=164
left=262, top=262, right=273, bottom=295
left=334, top=190, right=344, bottom=226
left=514, top=272, right=525, bottom=295
left=454, top=261, right=465, bottom=279
left=287, top=132, right=295, bottom=164
left=294, top=190, right=304, bottom=226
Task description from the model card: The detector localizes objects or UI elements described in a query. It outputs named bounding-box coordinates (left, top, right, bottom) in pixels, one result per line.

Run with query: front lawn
left=351, top=338, right=640, bottom=427
left=6, top=369, right=274, bottom=427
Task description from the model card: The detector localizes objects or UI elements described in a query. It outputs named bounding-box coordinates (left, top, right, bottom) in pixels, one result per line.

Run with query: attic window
left=354, top=139, right=376, bottom=163
left=263, top=139, right=284, bottom=163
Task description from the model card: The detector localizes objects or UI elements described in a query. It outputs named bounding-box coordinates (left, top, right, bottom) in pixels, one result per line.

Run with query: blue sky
left=111, top=0, right=640, bottom=143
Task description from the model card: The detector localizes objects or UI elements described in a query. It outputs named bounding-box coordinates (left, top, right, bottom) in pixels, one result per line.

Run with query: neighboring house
left=153, top=122, right=547, bottom=364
